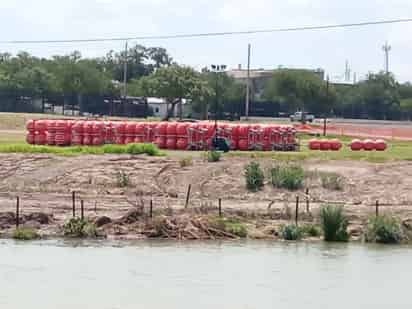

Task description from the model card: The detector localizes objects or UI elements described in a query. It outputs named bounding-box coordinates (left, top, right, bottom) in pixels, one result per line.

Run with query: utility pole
left=245, top=43, right=251, bottom=121
left=382, top=41, right=391, bottom=74
left=123, top=41, right=128, bottom=98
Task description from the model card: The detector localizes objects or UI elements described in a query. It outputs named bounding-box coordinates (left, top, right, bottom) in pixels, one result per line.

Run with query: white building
left=147, top=97, right=190, bottom=118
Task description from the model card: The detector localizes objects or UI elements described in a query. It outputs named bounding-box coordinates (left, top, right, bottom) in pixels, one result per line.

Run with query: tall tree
left=190, top=70, right=245, bottom=119
left=357, top=72, right=399, bottom=119
left=129, top=64, right=211, bottom=120
left=263, top=69, right=336, bottom=115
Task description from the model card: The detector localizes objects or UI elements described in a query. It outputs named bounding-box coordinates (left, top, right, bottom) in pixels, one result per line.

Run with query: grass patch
left=227, top=135, right=412, bottom=163
left=179, top=156, right=193, bottom=168
left=126, top=143, right=159, bottom=156
left=301, top=223, right=322, bottom=237
left=116, top=170, right=130, bottom=187
left=320, top=172, right=344, bottom=191
left=12, top=227, right=40, bottom=240
left=270, top=163, right=304, bottom=190
left=365, top=215, right=403, bottom=244
left=320, top=205, right=349, bottom=242
left=212, top=217, right=248, bottom=238
left=244, top=161, right=265, bottom=191
left=280, top=224, right=302, bottom=240
left=63, top=218, right=97, bottom=238
left=0, top=143, right=161, bottom=156
left=206, top=150, right=221, bottom=162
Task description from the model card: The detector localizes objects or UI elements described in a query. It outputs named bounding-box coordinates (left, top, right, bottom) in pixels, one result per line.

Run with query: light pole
left=210, top=64, right=227, bottom=137
left=210, top=64, right=228, bottom=151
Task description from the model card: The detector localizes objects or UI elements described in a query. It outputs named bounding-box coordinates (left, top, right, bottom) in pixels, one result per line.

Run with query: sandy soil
left=1, top=153, right=412, bottom=239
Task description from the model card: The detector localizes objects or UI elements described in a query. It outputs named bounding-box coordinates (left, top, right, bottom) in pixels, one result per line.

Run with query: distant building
left=227, top=66, right=325, bottom=100
left=147, top=97, right=189, bottom=118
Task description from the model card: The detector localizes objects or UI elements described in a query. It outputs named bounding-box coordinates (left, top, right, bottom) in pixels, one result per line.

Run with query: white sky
left=1, top=0, right=412, bottom=82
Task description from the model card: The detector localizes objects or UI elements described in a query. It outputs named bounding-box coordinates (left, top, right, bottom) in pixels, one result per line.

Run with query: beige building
left=227, top=66, right=325, bottom=100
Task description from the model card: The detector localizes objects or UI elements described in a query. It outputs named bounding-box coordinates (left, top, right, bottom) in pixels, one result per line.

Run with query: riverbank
left=1, top=202, right=412, bottom=243
left=1, top=152, right=412, bottom=242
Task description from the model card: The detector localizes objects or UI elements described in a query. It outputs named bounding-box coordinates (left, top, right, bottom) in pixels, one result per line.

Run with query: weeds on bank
left=244, top=161, right=265, bottom=191
left=63, top=218, right=97, bottom=238
left=301, top=224, right=322, bottom=237
left=12, top=227, right=40, bottom=240
left=365, top=215, right=404, bottom=244
left=116, top=171, right=130, bottom=187
left=270, top=164, right=304, bottom=190
left=281, top=224, right=302, bottom=240
left=179, top=156, right=193, bottom=168
left=320, top=172, right=344, bottom=191
left=320, top=205, right=349, bottom=242
left=207, top=150, right=221, bottom=162
left=280, top=223, right=321, bottom=240
left=211, top=217, right=248, bottom=238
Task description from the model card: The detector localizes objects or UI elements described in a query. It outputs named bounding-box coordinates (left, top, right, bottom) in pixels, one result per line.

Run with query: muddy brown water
left=0, top=240, right=411, bottom=309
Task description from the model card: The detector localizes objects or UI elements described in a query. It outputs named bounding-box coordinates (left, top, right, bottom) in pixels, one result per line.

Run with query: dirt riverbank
left=1, top=153, right=412, bottom=240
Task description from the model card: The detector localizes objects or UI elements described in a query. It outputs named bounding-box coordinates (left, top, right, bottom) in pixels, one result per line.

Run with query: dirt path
left=0, top=153, right=412, bottom=225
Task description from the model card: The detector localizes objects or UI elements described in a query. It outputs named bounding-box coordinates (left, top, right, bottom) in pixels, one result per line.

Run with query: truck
left=289, top=111, right=315, bottom=123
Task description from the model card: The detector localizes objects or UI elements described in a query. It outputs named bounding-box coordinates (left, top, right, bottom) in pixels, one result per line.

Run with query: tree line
left=262, top=68, right=412, bottom=120
left=1, top=44, right=412, bottom=120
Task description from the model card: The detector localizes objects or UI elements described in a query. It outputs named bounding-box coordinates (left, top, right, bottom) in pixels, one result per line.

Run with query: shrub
left=179, top=156, right=193, bottom=168
left=12, top=227, right=39, bottom=240
left=281, top=224, right=302, bottom=240
left=126, top=143, right=159, bottom=156
left=270, top=164, right=304, bottom=190
left=320, top=172, right=344, bottom=191
left=320, top=205, right=349, bottom=242
left=207, top=150, right=221, bottom=162
left=244, top=161, right=265, bottom=191
left=116, top=170, right=130, bottom=187
left=63, top=218, right=98, bottom=238
left=301, top=224, right=322, bottom=237
left=365, top=215, right=403, bottom=244
left=212, top=217, right=248, bottom=238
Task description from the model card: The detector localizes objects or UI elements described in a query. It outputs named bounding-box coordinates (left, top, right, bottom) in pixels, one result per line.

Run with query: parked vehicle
left=290, top=111, right=315, bottom=123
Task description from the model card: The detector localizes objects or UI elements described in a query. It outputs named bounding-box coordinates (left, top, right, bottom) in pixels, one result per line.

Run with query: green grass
left=0, top=143, right=161, bottom=156
left=227, top=135, right=412, bottom=162
left=12, top=227, right=40, bottom=240
left=211, top=217, right=248, bottom=238
left=244, top=161, right=265, bottom=191
left=63, top=217, right=98, bottom=238
left=320, top=172, right=344, bottom=191
left=179, top=156, right=193, bottom=168
left=365, top=215, right=404, bottom=244
left=281, top=224, right=302, bottom=240
left=116, top=170, right=131, bottom=187
left=301, top=224, right=322, bottom=237
left=320, top=204, right=349, bottom=242
left=206, top=150, right=222, bottom=162
left=270, top=164, right=304, bottom=190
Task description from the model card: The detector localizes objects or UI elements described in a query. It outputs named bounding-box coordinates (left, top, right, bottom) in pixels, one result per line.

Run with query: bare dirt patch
left=1, top=153, right=412, bottom=238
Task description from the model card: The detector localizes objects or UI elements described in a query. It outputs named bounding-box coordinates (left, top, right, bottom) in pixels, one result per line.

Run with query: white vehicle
left=290, top=111, right=315, bottom=123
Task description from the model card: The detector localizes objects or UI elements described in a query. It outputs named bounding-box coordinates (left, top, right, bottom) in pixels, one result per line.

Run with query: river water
left=0, top=239, right=411, bottom=309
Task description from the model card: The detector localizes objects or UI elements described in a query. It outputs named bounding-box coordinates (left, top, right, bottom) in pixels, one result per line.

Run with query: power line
left=0, top=18, right=412, bottom=44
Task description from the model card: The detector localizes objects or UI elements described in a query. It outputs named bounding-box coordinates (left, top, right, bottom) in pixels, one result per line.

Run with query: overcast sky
left=1, top=0, right=412, bottom=82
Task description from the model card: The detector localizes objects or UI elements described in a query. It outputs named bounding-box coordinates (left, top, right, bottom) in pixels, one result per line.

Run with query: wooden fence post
left=72, top=191, right=76, bottom=218
left=305, top=188, right=310, bottom=213
left=150, top=199, right=153, bottom=218
left=185, top=184, right=192, bottom=209
left=16, top=196, right=20, bottom=228
left=81, top=200, right=84, bottom=220
left=295, top=196, right=299, bottom=226
left=218, top=198, right=222, bottom=217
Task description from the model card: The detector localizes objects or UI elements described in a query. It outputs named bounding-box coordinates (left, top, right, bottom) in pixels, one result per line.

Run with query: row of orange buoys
left=25, top=120, right=299, bottom=151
